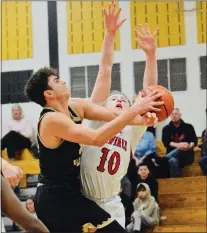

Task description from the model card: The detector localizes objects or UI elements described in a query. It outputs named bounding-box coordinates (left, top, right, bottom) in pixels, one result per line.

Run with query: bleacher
left=153, top=138, right=207, bottom=232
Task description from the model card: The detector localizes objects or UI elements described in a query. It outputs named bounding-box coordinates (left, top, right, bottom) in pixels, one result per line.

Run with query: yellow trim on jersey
left=96, top=217, right=114, bottom=229
left=82, top=218, right=113, bottom=232
left=37, top=112, right=64, bottom=149
left=68, top=105, right=82, bottom=122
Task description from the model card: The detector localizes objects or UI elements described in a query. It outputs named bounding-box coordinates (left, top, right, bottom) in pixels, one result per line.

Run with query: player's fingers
left=151, top=106, right=161, bottom=112
left=150, top=92, right=163, bottom=100
left=8, top=177, right=16, bottom=188
left=139, top=24, right=146, bottom=35
left=111, top=2, right=116, bottom=15
left=108, top=3, right=112, bottom=14
left=104, top=9, right=108, bottom=17
left=134, top=29, right=144, bottom=39
left=135, top=39, right=144, bottom=49
left=117, top=18, right=126, bottom=28
left=153, top=27, right=159, bottom=38
left=145, top=23, right=151, bottom=35
left=152, top=100, right=164, bottom=106
left=115, top=8, right=121, bottom=19
left=17, top=166, right=24, bottom=179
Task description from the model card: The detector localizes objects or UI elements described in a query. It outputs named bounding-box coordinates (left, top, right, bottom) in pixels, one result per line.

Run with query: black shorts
left=35, top=185, right=126, bottom=232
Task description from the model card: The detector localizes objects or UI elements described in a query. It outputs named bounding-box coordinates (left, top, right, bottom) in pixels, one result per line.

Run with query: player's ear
left=44, top=90, right=54, bottom=99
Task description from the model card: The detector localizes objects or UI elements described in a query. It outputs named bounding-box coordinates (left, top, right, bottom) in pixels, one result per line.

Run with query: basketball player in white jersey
left=80, top=2, right=159, bottom=228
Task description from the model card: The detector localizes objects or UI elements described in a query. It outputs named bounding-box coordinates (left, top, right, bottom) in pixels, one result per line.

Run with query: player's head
left=12, top=104, right=23, bottom=120
left=136, top=183, right=150, bottom=200
left=171, top=108, right=181, bottom=123
left=106, top=90, right=131, bottom=115
left=24, top=67, right=69, bottom=107
left=26, top=196, right=35, bottom=213
left=138, top=164, right=150, bottom=179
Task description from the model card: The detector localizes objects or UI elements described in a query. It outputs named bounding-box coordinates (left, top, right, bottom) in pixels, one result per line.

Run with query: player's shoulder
left=69, top=98, right=86, bottom=119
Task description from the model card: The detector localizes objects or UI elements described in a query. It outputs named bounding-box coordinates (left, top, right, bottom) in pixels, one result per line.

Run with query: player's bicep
left=91, top=75, right=111, bottom=104
left=45, top=113, right=98, bottom=146
left=82, top=100, right=116, bottom=122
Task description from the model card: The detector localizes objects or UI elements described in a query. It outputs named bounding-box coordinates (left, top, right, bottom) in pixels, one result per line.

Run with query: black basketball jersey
left=37, top=106, right=82, bottom=192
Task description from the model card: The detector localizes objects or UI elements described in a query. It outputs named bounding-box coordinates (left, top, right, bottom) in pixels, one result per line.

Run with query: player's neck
left=46, top=99, right=69, bottom=115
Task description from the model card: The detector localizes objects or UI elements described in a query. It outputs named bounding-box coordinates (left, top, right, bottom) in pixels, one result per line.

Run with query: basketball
left=141, top=85, right=174, bottom=122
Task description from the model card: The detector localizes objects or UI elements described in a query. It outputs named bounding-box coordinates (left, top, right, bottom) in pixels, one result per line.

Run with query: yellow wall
left=196, top=1, right=206, bottom=44
left=2, top=1, right=33, bottom=61
left=67, top=1, right=120, bottom=54
left=130, top=1, right=186, bottom=49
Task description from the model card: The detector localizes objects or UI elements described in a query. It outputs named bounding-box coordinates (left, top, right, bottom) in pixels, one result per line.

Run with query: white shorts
left=1, top=219, right=5, bottom=232
left=94, top=195, right=125, bottom=228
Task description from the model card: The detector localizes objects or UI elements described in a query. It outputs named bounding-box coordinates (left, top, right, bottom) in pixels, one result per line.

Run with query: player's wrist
left=105, top=30, right=116, bottom=38
left=145, top=52, right=156, bottom=59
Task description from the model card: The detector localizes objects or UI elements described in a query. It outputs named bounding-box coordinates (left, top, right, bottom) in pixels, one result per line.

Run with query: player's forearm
left=91, top=32, right=115, bottom=103
left=93, top=105, right=143, bottom=146
left=143, top=55, right=158, bottom=89
left=1, top=176, right=48, bottom=232
left=99, top=32, right=115, bottom=75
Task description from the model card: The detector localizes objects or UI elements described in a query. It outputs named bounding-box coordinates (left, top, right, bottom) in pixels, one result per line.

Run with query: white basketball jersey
left=81, top=120, right=134, bottom=201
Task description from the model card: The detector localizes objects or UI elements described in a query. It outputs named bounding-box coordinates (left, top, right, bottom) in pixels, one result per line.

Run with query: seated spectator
left=162, top=108, right=197, bottom=178
left=134, top=130, right=169, bottom=179
left=199, top=130, right=207, bottom=176
left=1, top=104, right=34, bottom=160
left=131, top=164, right=158, bottom=202
left=126, top=183, right=159, bottom=233
left=198, top=109, right=207, bottom=175
left=26, top=196, right=37, bottom=218
left=135, top=129, right=156, bottom=160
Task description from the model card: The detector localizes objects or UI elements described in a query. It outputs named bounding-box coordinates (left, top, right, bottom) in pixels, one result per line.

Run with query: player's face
left=12, top=109, right=22, bottom=120
left=138, top=166, right=149, bottom=178
left=46, top=75, right=70, bottom=100
left=26, top=199, right=35, bottom=213
left=171, top=109, right=181, bottom=122
left=106, top=94, right=130, bottom=115
left=138, top=190, right=147, bottom=199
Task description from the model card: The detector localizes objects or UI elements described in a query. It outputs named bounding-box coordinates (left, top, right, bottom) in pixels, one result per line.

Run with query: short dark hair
left=136, top=184, right=146, bottom=192
left=24, top=67, right=59, bottom=107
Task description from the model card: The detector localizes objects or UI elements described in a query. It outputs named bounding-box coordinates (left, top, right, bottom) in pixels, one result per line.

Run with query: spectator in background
left=126, top=183, right=159, bottom=233
left=134, top=128, right=169, bottom=179
left=120, top=178, right=134, bottom=227
left=199, top=109, right=207, bottom=176
left=131, top=164, right=158, bottom=202
left=162, top=108, right=197, bottom=178
left=26, top=196, right=37, bottom=218
left=1, top=104, right=34, bottom=160
left=199, top=129, right=207, bottom=175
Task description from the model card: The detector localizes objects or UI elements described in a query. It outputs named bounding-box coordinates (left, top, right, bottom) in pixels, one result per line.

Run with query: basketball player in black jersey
left=24, top=66, right=163, bottom=232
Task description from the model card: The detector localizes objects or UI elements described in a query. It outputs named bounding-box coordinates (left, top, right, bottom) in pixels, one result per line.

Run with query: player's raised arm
left=91, top=1, right=126, bottom=103
left=134, top=24, right=159, bottom=89
left=1, top=176, right=49, bottom=232
left=44, top=92, right=163, bottom=147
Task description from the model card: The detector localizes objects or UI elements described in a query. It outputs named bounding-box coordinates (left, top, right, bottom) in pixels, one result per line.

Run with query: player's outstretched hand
left=134, top=23, right=159, bottom=57
left=139, top=112, right=158, bottom=128
left=134, top=91, right=164, bottom=116
left=2, top=160, right=24, bottom=188
left=104, top=1, right=126, bottom=36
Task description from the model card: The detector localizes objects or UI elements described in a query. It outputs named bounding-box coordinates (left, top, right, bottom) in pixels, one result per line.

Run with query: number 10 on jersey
left=97, top=148, right=121, bottom=175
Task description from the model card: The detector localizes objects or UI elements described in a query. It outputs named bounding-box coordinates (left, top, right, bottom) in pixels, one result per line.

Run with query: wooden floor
left=152, top=150, right=207, bottom=232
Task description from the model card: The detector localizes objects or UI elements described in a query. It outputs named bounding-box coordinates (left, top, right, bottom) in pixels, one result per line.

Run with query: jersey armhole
left=37, top=112, right=64, bottom=149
